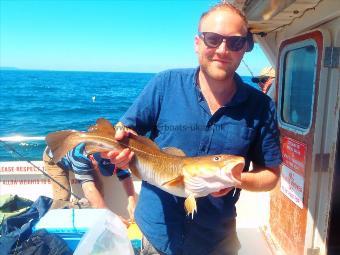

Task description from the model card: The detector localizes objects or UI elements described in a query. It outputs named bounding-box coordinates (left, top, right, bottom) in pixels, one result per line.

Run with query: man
left=251, top=66, right=275, bottom=94
left=104, top=2, right=282, bottom=255
left=43, top=143, right=137, bottom=221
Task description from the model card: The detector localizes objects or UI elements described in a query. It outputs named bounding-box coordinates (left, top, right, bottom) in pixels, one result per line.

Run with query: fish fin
left=88, top=118, right=116, bottom=136
left=162, top=147, right=186, bottom=156
left=93, top=118, right=161, bottom=151
left=45, top=131, right=83, bottom=162
left=161, top=175, right=184, bottom=187
left=184, top=194, right=197, bottom=218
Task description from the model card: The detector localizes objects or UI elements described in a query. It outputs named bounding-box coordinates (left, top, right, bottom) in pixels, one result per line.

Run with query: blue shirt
left=120, top=68, right=282, bottom=255
left=48, top=143, right=130, bottom=183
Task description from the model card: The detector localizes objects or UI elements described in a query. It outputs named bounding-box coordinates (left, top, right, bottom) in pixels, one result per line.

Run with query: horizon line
left=0, top=67, right=158, bottom=74
left=0, top=67, right=254, bottom=76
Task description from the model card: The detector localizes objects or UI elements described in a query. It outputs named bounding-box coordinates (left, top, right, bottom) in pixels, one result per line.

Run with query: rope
left=241, top=59, right=255, bottom=77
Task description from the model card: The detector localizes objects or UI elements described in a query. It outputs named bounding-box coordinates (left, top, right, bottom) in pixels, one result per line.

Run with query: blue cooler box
left=33, top=209, right=108, bottom=251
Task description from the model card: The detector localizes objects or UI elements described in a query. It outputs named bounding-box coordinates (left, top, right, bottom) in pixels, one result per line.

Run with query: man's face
left=195, top=9, right=248, bottom=81
left=259, top=77, right=274, bottom=93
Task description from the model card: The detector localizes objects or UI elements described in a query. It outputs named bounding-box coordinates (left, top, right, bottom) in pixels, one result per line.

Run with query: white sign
left=0, top=161, right=82, bottom=201
left=0, top=161, right=141, bottom=218
left=280, top=165, right=304, bottom=209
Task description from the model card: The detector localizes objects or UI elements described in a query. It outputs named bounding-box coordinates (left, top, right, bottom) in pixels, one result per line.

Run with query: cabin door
left=327, top=125, right=340, bottom=255
left=269, top=29, right=336, bottom=255
left=325, top=24, right=340, bottom=255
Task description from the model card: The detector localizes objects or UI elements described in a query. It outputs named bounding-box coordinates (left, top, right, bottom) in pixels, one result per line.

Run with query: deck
left=236, top=190, right=274, bottom=255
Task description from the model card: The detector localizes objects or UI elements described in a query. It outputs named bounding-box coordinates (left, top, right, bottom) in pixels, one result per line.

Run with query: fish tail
left=45, top=131, right=84, bottom=162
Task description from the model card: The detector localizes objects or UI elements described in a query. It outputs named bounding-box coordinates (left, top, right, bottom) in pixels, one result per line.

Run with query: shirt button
left=207, top=120, right=215, bottom=127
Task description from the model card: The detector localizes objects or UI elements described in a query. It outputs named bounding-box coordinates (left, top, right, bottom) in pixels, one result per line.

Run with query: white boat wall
left=231, top=0, right=340, bottom=254
left=0, top=160, right=139, bottom=219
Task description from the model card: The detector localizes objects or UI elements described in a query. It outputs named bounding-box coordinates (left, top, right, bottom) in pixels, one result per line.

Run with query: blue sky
left=0, top=0, right=270, bottom=75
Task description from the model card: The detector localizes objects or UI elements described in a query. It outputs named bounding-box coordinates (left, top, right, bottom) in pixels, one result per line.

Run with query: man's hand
left=210, top=187, right=234, bottom=197
left=236, top=164, right=280, bottom=191
left=101, top=122, right=136, bottom=169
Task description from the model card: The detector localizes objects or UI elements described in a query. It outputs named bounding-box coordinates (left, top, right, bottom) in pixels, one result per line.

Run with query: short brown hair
left=198, top=1, right=248, bottom=32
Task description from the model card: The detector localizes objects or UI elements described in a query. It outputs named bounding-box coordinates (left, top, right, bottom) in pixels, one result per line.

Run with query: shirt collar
left=193, top=67, right=204, bottom=101
left=192, top=67, right=250, bottom=106
left=227, top=73, right=250, bottom=107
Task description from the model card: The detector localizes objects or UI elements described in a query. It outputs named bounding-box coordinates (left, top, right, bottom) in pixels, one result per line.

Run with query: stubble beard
left=201, top=62, right=234, bottom=81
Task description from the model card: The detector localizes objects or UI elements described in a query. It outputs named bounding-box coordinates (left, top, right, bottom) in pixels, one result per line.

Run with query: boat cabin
left=233, top=0, right=340, bottom=254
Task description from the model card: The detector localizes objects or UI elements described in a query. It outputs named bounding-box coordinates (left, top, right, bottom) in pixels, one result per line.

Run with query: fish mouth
left=209, top=160, right=244, bottom=196
left=221, top=160, right=244, bottom=183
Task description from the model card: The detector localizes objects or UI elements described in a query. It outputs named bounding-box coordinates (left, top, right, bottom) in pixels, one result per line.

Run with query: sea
left=0, top=70, right=260, bottom=161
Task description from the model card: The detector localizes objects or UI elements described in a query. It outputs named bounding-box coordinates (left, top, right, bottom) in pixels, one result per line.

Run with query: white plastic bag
left=74, top=209, right=134, bottom=255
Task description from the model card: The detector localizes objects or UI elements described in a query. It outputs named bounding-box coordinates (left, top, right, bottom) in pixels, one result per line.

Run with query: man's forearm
left=121, top=176, right=138, bottom=220
left=237, top=164, right=281, bottom=191
left=82, top=181, right=107, bottom=208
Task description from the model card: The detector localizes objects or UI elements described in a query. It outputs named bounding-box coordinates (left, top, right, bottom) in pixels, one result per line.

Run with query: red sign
left=281, top=136, right=307, bottom=176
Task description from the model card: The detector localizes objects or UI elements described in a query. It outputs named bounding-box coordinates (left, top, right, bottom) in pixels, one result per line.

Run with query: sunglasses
left=251, top=77, right=270, bottom=84
left=198, top=32, right=247, bottom=51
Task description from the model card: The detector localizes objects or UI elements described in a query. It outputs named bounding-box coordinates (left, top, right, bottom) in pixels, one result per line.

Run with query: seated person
left=251, top=66, right=275, bottom=94
left=43, top=143, right=137, bottom=221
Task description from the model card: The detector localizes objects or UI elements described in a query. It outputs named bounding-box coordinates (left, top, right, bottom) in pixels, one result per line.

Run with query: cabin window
left=280, top=43, right=317, bottom=129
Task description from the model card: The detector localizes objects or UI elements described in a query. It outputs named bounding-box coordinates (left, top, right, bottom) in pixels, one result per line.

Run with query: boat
left=1, top=0, right=339, bottom=254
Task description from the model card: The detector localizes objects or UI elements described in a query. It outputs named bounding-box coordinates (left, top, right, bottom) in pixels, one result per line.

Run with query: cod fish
left=46, top=118, right=245, bottom=217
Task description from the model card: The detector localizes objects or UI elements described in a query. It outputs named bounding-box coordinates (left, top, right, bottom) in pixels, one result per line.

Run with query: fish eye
left=213, top=156, right=221, bottom=161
